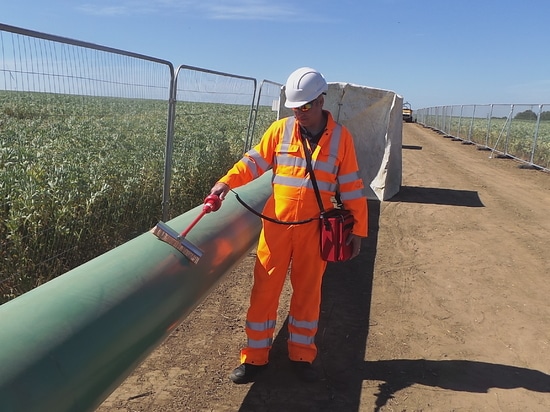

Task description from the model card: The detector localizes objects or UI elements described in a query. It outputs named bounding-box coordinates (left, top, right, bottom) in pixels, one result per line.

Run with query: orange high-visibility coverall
left=218, top=111, right=367, bottom=365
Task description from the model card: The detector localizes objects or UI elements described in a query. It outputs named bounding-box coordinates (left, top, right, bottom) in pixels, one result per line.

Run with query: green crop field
left=0, top=91, right=277, bottom=303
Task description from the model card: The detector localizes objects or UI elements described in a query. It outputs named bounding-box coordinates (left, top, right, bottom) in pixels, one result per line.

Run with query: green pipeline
left=0, top=174, right=272, bottom=412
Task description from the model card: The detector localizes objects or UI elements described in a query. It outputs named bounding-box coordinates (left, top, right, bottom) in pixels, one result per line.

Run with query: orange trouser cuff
left=240, top=348, right=270, bottom=365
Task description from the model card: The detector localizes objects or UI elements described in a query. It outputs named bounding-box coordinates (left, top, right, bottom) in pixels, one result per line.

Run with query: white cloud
left=201, top=0, right=300, bottom=20
left=76, top=0, right=319, bottom=21
left=77, top=4, right=130, bottom=16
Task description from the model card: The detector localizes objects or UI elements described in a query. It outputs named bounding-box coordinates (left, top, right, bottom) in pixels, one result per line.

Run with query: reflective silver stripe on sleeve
left=242, top=149, right=271, bottom=179
left=289, top=316, right=318, bottom=330
left=339, top=188, right=365, bottom=201
left=246, top=319, right=276, bottom=331
left=241, top=157, right=261, bottom=179
left=247, top=337, right=273, bottom=349
left=337, top=171, right=361, bottom=185
left=289, top=332, right=315, bottom=345
left=248, top=149, right=271, bottom=170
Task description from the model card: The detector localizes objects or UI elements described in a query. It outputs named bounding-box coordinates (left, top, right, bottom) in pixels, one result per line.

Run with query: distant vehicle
left=403, top=102, right=414, bottom=123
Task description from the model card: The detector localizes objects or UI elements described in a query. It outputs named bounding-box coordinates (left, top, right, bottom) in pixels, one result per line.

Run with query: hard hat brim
left=284, top=91, right=327, bottom=109
left=284, top=98, right=312, bottom=109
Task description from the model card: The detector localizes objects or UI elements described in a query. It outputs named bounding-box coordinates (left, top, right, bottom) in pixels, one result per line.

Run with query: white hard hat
left=284, top=67, right=328, bottom=108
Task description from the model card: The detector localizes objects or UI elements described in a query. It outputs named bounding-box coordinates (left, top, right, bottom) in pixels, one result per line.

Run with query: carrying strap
left=232, top=120, right=337, bottom=225
left=300, top=133, right=326, bottom=215
left=231, top=134, right=322, bottom=226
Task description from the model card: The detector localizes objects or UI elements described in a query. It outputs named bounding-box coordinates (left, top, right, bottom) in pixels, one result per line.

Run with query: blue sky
left=2, top=0, right=549, bottom=109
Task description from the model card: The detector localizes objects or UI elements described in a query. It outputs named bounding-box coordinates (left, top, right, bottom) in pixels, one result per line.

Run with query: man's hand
left=210, top=182, right=230, bottom=200
left=346, top=234, right=363, bottom=259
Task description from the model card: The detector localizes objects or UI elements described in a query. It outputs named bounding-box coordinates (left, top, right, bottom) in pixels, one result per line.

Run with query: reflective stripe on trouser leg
left=288, top=219, right=327, bottom=363
left=240, top=220, right=292, bottom=365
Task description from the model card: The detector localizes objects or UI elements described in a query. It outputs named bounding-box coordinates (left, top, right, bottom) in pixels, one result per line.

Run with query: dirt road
left=98, top=123, right=550, bottom=411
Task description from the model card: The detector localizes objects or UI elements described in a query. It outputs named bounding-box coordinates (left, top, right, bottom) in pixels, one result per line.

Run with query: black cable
left=231, top=189, right=316, bottom=225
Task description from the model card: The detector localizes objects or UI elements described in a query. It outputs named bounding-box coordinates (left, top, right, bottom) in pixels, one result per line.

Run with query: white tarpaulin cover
left=280, top=82, right=402, bottom=200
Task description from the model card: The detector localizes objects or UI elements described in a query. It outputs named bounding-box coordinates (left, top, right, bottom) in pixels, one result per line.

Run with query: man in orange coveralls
left=209, top=67, right=368, bottom=384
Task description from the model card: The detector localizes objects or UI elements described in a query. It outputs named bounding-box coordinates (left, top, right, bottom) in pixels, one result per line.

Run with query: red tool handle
left=179, top=194, right=222, bottom=237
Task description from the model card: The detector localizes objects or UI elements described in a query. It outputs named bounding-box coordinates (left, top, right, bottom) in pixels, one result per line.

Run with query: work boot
left=290, top=361, right=319, bottom=382
left=229, top=363, right=268, bottom=384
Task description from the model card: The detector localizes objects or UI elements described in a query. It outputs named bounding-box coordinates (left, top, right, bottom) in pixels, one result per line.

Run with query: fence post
left=162, top=72, right=178, bottom=222
left=468, top=105, right=476, bottom=142
left=449, top=106, right=458, bottom=137
left=504, top=104, right=515, bottom=155
left=457, top=105, right=463, bottom=139
left=530, top=104, right=543, bottom=165
left=244, top=80, right=258, bottom=154
left=485, top=104, right=494, bottom=148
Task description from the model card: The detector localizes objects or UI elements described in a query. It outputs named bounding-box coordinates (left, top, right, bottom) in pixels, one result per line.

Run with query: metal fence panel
left=504, top=104, right=541, bottom=163
left=249, top=79, right=283, bottom=149
left=164, top=65, right=257, bottom=219
left=533, top=104, right=550, bottom=169
left=416, top=103, right=550, bottom=171
left=1, top=24, right=174, bottom=301
left=1, top=23, right=282, bottom=303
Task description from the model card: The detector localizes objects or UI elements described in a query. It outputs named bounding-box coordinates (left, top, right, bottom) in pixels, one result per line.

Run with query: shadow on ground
left=238, top=200, right=380, bottom=412
left=388, top=185, right=484, bottom=207
left=402, top=144, right=423, bottom=150
left=235, top=197, right=550, bottom=411
left=364, top=359, right=550, bottom=411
